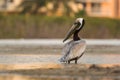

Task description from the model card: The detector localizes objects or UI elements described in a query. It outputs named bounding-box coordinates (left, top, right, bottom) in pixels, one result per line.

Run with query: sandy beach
left=0, top=63, right=120, bottom=80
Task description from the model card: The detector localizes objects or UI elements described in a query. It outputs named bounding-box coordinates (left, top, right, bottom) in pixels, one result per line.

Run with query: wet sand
left=5, top=64, right=120, bottom=76
left=0, top=54, right=119, bottom=80
left=0, top=64, right=120, bottom=80
left=0, top=53, right=119, bottom=80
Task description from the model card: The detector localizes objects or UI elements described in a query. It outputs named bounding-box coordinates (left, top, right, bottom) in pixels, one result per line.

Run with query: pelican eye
left=75, top=22, right=81, bottom=30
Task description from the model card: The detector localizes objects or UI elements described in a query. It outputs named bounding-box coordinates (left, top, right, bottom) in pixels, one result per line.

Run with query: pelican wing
left=68, top=40, right=86, bottom=59
left=59, top=40, right=73, bottom=62
left=59, top=40, right=86, bottom=62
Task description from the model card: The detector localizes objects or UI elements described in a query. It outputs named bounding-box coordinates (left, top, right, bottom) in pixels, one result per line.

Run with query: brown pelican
left=59, top=18, right=86, bottom=64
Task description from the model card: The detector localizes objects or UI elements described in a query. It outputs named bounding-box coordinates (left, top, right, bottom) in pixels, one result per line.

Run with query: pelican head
left=63, top=18, right=85, bottom=42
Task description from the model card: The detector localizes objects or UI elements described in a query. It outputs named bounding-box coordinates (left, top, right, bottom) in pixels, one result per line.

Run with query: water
left=0, top=53, right=119, bottom=65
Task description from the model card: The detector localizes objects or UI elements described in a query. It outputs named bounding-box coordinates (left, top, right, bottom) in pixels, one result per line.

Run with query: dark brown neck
left=73, top=19, right=85, bottom=41
left=73, top=30, right=80, bottom=41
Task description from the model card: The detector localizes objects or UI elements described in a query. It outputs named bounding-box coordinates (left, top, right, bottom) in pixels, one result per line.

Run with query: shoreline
left=0, top=62, right=120, bottom=71
left=0, top=64, right=119, bottom=78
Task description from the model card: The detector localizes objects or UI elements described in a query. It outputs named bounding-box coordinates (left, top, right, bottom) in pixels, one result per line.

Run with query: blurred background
left=0, top=1, right=120, bottom=80
left=0, top=0, right=120, bottom=39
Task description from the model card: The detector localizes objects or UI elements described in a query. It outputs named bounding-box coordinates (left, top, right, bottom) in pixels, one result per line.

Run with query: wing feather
left=69, top=40, right=86, bottom=59
left=59, top=40, right=86, bottom=62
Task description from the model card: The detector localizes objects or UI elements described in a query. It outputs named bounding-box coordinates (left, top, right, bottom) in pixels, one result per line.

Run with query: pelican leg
left=67, top=57, right=78, bottom=64
left=68, top=60, right=70, bottom=64
left=75, top=59, right=78, bottom=64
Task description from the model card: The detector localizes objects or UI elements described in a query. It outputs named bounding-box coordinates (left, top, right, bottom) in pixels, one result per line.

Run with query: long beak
left=63, top=24, right=78, bottom=42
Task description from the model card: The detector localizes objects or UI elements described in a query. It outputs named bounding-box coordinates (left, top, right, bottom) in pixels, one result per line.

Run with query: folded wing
left=59, top=40, right=86, bottom=62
